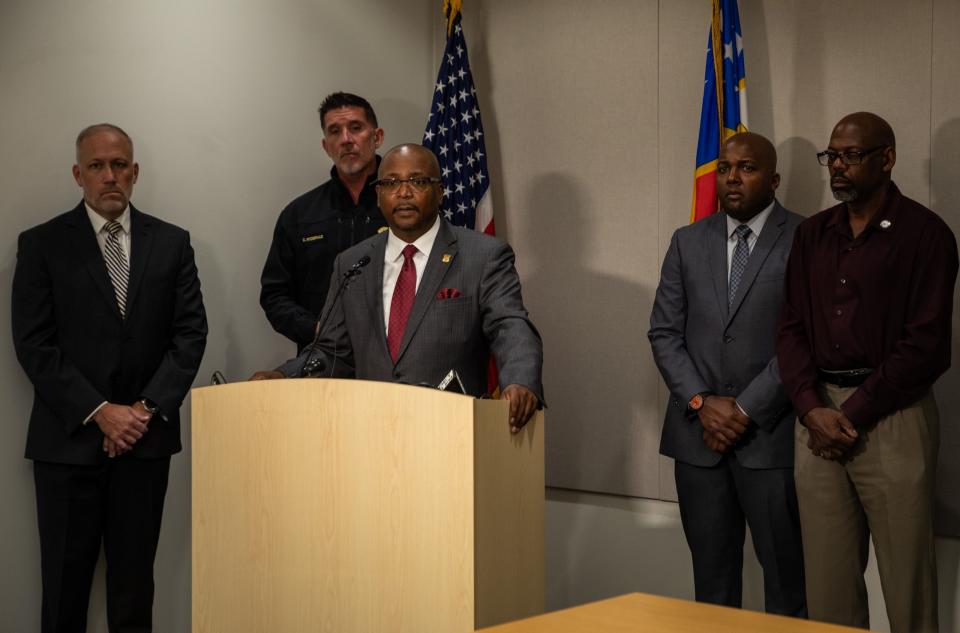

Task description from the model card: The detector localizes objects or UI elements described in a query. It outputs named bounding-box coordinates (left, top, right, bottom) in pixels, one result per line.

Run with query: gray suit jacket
left=648, top=202, right=802, bottom=468
left=279, top=220, right=544, bottom=401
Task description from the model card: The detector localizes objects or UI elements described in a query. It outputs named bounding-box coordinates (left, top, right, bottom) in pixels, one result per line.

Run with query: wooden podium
left=191, top=379, right=544, bottom=633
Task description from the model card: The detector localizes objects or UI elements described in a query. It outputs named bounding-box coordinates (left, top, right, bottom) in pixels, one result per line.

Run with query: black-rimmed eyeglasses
left=374, top=177, right=442, bottom=192
left=816, top=146, right=887, bottom=167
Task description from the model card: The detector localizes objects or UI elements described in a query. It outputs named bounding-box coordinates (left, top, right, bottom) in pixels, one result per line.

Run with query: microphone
left=297, top=253, right=371, bottom=377
left=347, top=255, right=371, bottom=276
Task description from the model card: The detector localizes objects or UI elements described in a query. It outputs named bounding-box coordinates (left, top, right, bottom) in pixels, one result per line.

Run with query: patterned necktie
left=387, top=244, right=419, bottom=362
left=728, top=224, right=752, bottom=309
left=103, top=220, right=129, bottom=317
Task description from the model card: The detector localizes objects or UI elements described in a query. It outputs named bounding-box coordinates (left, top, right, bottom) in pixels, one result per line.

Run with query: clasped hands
left=699, top=396, right=749, bottom=453
left=95, top=401, right=154, bottom=458
left=801, top=407, right=858, bottom=460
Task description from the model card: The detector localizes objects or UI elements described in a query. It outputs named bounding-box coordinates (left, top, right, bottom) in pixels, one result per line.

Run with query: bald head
left=376, top=143, right=443, bottom=242
left=380, top=144, right=441, bottom=179
left=723, top=132, right=778, bottom=172
left=75, top=123, right=133, bottom=162
left=832, top=112, right=896, bottom=149
left=827, top=112, right=896, bottom=204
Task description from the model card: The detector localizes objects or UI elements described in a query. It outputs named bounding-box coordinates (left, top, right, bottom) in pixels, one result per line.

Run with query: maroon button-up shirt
left=777, top=182, right=958, bottom=426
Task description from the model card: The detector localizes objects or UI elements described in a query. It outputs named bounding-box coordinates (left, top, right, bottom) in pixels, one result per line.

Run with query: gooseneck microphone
left=349, top=255, right=371, bottom=274
left=297, top=254, right=371, bottom=377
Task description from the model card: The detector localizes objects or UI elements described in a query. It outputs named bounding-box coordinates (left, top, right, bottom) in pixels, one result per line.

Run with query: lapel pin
left=441, top=253, right=452, bottom=264
left=378, top=226, right=389, bottom=234
left=880, top=220, right=891, bottom=229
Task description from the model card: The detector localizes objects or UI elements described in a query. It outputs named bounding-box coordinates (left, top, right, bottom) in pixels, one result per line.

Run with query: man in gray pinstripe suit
left=252, top=144, right=543, bottom=432
left=648, top=132, right=805, bottom=616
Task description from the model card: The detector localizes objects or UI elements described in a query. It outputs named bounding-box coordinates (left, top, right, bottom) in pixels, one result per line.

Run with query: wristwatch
left=140, top=398, right=160, bottom=415
left=687, top=392, right=711, bottom=413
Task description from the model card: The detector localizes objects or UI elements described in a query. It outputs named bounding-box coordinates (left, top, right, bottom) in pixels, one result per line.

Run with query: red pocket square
left=436, top=288, right=462, bottom=300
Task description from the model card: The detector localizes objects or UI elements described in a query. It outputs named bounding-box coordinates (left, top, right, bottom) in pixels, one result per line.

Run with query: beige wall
left=3, top=0, right=960, bottom=630
left=0, top=1, right=434, bottom=630
left=457, top=0, right=960, bottom=528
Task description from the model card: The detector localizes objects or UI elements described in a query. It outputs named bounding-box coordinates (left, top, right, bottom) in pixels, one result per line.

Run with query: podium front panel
left=193, top=379, right=477, bottom=633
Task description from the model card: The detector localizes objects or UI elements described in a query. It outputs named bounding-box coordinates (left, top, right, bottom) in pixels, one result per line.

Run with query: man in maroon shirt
left=777, top=112, right=958, bottom=633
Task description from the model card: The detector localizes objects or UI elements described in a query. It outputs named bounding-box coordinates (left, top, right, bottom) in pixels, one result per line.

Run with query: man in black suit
left=12, top=123, right=207, bottom=633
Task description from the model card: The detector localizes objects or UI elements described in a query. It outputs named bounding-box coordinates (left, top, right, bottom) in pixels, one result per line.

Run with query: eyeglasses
left=373, top=176, right=442, bottom=193
left=816, top=146, right=886, bottom=166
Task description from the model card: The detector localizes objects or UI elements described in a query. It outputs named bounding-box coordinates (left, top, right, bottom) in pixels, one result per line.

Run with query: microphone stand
left=296, top=256, right=369, bottom=377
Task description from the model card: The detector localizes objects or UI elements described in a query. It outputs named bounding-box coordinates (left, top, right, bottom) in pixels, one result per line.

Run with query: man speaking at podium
left=251, top=144, right=543, bottom=432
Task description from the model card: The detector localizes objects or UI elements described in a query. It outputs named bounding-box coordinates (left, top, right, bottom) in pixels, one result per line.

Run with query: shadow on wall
left=0, top=241, right=44, bottom=633
left=776, top=136, right=824, bottom=218
left=740, top=0, right=773, bottom=139
left=781, top=0, right=831, bottom=218
left=929, top=117, right=960, bottom=540
left=520, top=173, right=656, bottom=498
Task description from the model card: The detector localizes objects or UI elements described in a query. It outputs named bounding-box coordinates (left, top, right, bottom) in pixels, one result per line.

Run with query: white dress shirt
left=86, top=202, right=132, bottom=262
left=725, top=199, right=774, bottom=281
left=382, top=216, right=441, bottom=334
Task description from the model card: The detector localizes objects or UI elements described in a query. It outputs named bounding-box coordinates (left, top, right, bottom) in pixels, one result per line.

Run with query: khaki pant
left=795, top=384, right=939, bottom=633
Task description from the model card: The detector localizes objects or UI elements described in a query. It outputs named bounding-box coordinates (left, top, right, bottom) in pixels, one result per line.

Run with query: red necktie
left=387, top=244, right=418, bottom=362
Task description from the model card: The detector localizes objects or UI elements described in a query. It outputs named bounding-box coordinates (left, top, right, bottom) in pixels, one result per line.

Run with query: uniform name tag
left=302, top=234, right=324, bottom=243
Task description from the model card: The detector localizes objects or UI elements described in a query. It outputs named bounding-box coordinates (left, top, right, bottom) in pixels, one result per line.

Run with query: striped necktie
left=103, top=220, right=129, bottom=317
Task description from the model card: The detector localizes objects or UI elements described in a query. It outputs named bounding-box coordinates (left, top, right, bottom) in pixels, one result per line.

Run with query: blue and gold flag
left=692, top=0, right=748, bottom=222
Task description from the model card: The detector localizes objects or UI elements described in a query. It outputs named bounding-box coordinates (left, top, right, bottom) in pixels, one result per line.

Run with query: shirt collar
left=85, top=202, right=130, bottom=236
left=725, top=199, right=775, bottom=240
left=825, top=181, right=902, bottom=235
left=385, top=215, right=441, bottom=262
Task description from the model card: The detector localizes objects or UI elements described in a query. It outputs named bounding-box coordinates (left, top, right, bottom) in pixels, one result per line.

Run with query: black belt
left=817, top=368, right=873, bottom=388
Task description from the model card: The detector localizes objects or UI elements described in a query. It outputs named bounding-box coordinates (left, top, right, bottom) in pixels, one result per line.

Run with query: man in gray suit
left=252, top=144, right=542, bottom=431
left=648, top=132, right=805, bottom=616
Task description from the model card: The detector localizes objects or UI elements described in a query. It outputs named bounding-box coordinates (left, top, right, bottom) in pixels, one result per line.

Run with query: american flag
left=423, top=1, right=495, bottom=236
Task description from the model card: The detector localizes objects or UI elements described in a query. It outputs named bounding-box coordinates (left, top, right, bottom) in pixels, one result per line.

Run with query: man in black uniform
left=260, top=92, right=388, bottom=350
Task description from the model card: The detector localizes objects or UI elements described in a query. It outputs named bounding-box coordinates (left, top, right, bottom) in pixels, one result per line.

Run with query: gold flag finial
left=444, top=0, right=463, bottom=36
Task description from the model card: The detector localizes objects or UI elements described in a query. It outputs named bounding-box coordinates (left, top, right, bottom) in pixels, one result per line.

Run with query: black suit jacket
left=12, top=202, right=208, bottom=465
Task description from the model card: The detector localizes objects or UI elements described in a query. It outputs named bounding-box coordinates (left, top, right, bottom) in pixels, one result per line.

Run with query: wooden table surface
left=477, top=593, right=864, bottom=633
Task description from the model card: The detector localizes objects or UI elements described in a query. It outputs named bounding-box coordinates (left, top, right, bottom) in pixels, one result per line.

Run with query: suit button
left=724, top=384, right=734, bottom=391
left=723, top=335, right=734, bottom=343
left=393, top=371, right=402, bottom=379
